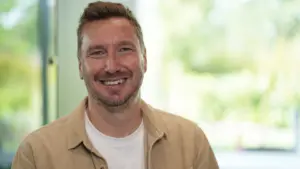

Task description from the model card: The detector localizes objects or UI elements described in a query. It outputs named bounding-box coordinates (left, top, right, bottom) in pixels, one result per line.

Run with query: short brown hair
left=77, top=1, right=145, bottom=58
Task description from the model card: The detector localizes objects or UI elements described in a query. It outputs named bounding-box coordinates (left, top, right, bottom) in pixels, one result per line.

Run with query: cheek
left=82, top=61, right=98, bottom=77
left=122, top=57, right=144, bottom=71
left=82, top=62, right=90, bottom=74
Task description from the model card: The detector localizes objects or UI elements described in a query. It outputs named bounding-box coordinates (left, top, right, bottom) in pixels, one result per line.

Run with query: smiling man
left=11, top=1, right=219, bottom=169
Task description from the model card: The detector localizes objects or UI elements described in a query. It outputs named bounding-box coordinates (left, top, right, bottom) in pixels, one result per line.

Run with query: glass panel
left=0, top=0, right=53, bottom=167
left=160, top=0, right=300, bottom=151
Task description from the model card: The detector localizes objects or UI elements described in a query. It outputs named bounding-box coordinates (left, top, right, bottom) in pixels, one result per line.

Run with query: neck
left=87, top=95, right=143, bottom=138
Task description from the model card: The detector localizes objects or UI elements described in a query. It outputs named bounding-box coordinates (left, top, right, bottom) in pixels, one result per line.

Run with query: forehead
left=81, top=17, right=139, bottom=46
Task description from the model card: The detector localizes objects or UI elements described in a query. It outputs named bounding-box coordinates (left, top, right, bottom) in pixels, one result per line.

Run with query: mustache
left=95, top=71, right=132, bottom=80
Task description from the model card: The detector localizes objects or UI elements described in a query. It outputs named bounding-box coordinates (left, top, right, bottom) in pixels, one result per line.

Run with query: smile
left=99, top=78, right=127, bottom=86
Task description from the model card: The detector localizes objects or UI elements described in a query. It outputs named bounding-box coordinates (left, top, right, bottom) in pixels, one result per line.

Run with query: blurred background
left=0, top=0, right=300, bottom=168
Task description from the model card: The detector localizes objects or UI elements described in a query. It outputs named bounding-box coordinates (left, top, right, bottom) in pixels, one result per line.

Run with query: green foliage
left=0, top=56, right=35, bottom=116
left=0, top=0, right=37, bottom=113
left=15, top=4, right=38, bottom=50
left=162, top=0, right=300, bottom=74
left=0, top=4, right=37, bottom=57
left=0, top=0, right=16, bottom=12
left=0, top=26, right=29, bottom=56
left=0, top=0, right=38, bottom=150
left=161, top=0, right=300, bottom=128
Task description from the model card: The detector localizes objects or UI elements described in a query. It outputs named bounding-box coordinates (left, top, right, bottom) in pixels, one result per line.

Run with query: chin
left=100, top=98, right=129, bottom=107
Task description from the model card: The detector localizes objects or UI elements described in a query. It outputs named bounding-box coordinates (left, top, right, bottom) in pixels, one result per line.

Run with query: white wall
left=56, top=0, right=90, bottom=116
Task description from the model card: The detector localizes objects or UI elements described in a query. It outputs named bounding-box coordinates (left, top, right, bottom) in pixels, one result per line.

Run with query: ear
left=78, top=57, right=83, bottom=80
left=142, top=48, right=147, bottom=73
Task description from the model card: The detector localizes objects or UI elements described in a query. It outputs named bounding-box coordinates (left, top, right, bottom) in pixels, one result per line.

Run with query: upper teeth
left=103, top=79, right=124, bottom=85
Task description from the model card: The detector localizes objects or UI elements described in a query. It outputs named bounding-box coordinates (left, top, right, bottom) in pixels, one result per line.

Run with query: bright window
left=160, top=0, right=300, bottom=151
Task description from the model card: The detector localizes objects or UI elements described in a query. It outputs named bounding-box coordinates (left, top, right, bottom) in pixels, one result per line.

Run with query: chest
left=93, top=141, right=145, bottom=169
left=45, top=142, right=192, bottom=169
left=87, top=124, right=145, bottom=169
left=147, top=139, right=194, bottom=169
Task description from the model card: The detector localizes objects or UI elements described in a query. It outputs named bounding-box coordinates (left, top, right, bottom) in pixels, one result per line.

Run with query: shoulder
left=18, top=113, right=74, bottom=152
left=151, top=107, right=219, bottom=168
left=12, top=113, right=75, bottom=168
left=151, top=107, right=207, bottom=141
left=20, top=98, right=87, bottom=150
left=153, top=107, right=201, bottom=130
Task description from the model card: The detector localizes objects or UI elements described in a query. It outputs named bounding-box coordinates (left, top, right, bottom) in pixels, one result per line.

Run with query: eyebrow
left=87, top=40, right=136, bottom=52
left=117, top=40, right=135, bottom=47
left=87, top=45, right=105, bottom=53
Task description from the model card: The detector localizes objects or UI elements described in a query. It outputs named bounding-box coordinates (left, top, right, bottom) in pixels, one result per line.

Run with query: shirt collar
left=66, top=97, right=168, bottom=150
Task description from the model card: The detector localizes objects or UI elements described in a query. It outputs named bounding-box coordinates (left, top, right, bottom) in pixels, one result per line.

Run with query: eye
left=119, top=47, right=132, bottom=52
left=90, top=50, right=106, bottom=56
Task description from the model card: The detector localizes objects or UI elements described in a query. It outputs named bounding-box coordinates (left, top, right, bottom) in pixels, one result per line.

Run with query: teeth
left=102, top=79, right=125, bottom=85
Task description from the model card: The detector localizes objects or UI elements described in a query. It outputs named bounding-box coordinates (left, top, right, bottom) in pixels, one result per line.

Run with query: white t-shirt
left=85, top=112, right=145, bottom=169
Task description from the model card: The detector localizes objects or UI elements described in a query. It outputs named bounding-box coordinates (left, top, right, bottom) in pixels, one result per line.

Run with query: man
left=12, top=1, right=219, bottom=169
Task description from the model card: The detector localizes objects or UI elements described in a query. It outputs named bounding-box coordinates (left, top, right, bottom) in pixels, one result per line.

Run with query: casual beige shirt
left=11, top=98, right=219, bottom=169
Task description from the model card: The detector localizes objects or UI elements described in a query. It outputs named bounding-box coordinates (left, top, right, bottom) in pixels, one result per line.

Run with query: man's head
left=77, top=1, right=147, bottom=108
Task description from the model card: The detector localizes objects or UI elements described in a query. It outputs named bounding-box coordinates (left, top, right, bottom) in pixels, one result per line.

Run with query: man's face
left=79, top=18, right=147, bottom=107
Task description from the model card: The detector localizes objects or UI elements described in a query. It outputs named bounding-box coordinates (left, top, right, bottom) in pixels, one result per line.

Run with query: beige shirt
left=11, top=98, right=219, bottom=169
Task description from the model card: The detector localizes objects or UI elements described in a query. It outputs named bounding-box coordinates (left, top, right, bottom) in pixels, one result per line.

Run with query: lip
left=97, top=77, right=128, bottom=86
left=99, top=77, right=129, bottom=81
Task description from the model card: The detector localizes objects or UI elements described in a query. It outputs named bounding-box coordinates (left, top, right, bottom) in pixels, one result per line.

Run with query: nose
left=104, top=53, right=119, bottom=73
